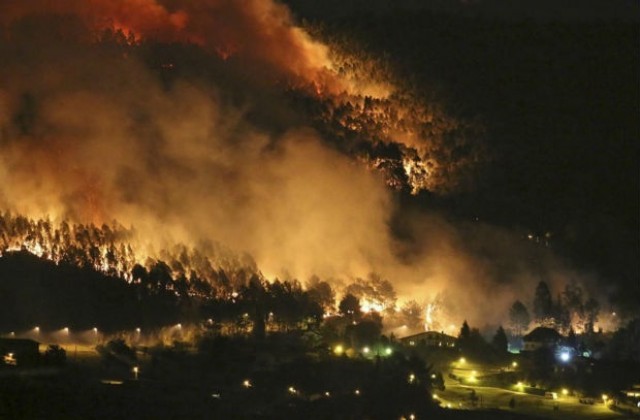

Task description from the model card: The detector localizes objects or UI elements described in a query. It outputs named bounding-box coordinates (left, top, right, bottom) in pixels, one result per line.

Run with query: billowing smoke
left=0, top=1, right=602, bottom=328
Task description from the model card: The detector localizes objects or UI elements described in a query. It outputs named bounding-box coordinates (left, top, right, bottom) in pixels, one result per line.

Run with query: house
left=522, top=327, right=562, bottom=351
left=400, top=331, right=457, bottom=348
left=0, top=338, right=40, bottom=366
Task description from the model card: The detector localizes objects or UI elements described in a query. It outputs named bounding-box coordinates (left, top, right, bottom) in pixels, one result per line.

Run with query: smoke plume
left=0, top=1, right=602, bottom=328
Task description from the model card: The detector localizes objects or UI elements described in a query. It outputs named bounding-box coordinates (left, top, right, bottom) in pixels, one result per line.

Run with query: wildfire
left=361, top=299, right=385, bottom=314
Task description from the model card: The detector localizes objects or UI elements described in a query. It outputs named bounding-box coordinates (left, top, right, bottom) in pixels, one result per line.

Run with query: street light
left=562, top=388, right=569, bottom=396
left=132, top=366, right=139, bottom=380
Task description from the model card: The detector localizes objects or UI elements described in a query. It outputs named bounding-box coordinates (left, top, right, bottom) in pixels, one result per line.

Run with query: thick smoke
left=0, top=0, right=355, bottom=95
left=0, top=2, right=602, bottom=328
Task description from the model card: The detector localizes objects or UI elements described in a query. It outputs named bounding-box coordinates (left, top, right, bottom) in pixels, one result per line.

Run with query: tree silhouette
left=533, top=281, right=553, bottom=324
left=459, top=320, right=470, bottom=340
left=509, top=300, right=530, bottom=336
left=492, top=326, right=508, bottom=353
left=338, top=293, right=361, bottom=321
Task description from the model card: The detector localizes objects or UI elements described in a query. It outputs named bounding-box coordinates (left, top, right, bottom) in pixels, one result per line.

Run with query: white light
left=560, top=352, right=571, bottom=362
left=363, top=346, right=370, bottom=354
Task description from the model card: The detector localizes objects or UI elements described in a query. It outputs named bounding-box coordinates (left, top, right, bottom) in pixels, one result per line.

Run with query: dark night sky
left=286, top=0, right=640, bottom=307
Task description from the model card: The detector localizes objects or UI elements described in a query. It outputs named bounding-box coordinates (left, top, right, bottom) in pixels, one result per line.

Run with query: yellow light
left=512, top=362, right=518, bottom=368
left=602, top=394, right=608, bottom=403
left=408, top=373, right=415, bottom=383
left=562, top=388, right=569, bottom=396
left=324, top=391, right=330, bottom=397
left=288, top=386, right=297, bottom=394
left=433, top=393, right=438, bottom=399
left=334, top=345, right=344, bottom=355
left=459, top=357, right=466, bottom=364
left=431, top=374, right=436, bottom=379
left=354, top=389, right=360, bottom=396
left=363, top=346, right=370, bottom=354
left=385, top=347, right=392, bottom=355
left=471, top=370, right=477, bottom=375
left=242, top=379, right=252, bottom=388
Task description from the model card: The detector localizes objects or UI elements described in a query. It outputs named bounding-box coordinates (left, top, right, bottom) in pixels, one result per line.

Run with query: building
left=522, top=327, right=562, bottom=351
left=400, top=331, right=457, bottom=348
left=0, top=338, right=40, bottom=366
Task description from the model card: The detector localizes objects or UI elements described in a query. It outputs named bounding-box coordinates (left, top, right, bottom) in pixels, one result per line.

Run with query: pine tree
left=509, top=300, right=530, bottom=336
left=492, top=326, right=509, bottom=353
left=533, top=281, right=553, bottom=323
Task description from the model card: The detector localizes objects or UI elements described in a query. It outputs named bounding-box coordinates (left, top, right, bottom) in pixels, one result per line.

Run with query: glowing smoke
left=0, top=0, right=603, bottom=328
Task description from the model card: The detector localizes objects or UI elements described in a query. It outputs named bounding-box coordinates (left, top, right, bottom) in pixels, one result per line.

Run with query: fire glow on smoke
left=0, top=0, right=611, bottom=330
